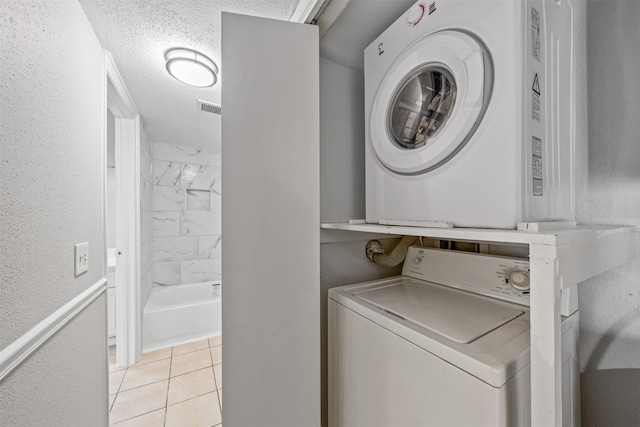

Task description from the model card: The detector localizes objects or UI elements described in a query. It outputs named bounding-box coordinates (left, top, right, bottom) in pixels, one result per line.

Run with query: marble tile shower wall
left=152, top=143, right=222, bottom=286
left=140, top=131, right=154, bottom=309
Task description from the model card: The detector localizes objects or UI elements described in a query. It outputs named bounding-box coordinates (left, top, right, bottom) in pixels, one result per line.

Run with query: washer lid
left=353, top=280, right=523, bottom=344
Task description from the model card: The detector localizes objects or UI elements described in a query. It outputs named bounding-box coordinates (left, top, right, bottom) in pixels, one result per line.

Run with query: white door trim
left=105, top=51, right=141, bottom=366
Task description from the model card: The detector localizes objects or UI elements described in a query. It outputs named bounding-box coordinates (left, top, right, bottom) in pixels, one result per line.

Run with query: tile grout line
left=111, top=408, right=167, bottom=427
left=109, top=366, right=127, bottom=416
left=207, top=339, right=222, bottom=419
left=109, top=339, right=218, bottom=426
left=163, top=346, right=174, bottom=427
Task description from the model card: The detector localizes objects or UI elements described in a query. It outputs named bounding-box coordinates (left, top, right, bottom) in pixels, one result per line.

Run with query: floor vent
left=198, top=100, right=222, bottom=115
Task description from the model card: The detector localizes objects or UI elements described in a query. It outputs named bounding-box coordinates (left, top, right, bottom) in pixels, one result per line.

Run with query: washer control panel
left=403, top=247, right=531, bottom=306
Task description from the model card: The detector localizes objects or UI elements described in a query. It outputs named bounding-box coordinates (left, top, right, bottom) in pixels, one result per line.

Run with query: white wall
left=0, top=0, right=108, bottom=425
left=319, top=56, right=404, bottom=426
left=576, top=1, right=640, bottom=425
left=320, top=58, right=366, bottom=222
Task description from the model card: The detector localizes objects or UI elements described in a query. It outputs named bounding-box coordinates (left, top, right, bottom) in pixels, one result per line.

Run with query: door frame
left=104, top=51, right=142, bottom=366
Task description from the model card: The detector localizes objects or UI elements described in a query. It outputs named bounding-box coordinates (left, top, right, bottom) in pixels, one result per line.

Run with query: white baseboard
left=0, top=278, right=107, bottom=381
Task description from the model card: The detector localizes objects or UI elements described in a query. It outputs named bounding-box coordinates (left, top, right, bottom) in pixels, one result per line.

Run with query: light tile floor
left=108, top=336, right=222, bottom=426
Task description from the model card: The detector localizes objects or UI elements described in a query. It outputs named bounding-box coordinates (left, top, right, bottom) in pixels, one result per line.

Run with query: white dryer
left=328, top=247, right=580, bottom=426
left=365, top=0, right=577, bottom=228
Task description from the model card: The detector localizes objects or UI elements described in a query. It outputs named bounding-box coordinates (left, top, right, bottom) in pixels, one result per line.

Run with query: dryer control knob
left=507, top=269, right=530, bottom=291
left=413, top=256, right=423, bottom=265
left=407, top=4, right=426, bottom=27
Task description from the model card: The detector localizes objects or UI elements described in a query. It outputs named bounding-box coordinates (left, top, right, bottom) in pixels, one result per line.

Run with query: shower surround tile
left=153, top=160, right=182, bottom=186
left=152, top=142, right=222, bottom=288
left=181, top=164, right=220, bottom=190
left=198, top=148, right=221, bottom=166
left=141, top=211, right=154, bottom=245
left=154, top=212, right=181, bottom=237
left=153, top=186, right=185, bottom=211
left=198, top=236, right=221, bottom=259
left=141, top=144, right=153, bottom=182
left=181, top=259, right=221, bottom=284
left=141, top=241, right=153, bottom=274
left=186, top=189, right=211, bottom=211
left=154, top=143, right=199, bottom=163
left=211, top=190, right=221, bottom=213
left=141, top=179, right=154, bottom=212
left=154, top=237, right=199, bottom=262
left=153, top=262, right=181, bottom=286
left=181, top=212, right=221, bottom=236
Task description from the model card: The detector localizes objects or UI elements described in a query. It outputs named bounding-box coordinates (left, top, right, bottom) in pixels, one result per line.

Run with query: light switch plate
left=75, top=242, right=89, bottom=276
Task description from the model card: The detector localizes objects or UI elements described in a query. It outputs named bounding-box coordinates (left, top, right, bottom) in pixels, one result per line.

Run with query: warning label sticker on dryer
left=531, top=7, right=541, bottom=62
left=532, top=73, right=541, bottom=122
left=532, top=136, right=543, bottom=196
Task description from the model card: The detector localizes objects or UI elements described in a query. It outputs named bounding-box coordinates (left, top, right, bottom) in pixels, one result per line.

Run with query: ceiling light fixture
left=165, top=48, right=218, bottom=88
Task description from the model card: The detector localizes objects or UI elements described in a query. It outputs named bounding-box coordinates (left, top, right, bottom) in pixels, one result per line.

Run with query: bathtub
left=142, top=281, right=221, bottom=353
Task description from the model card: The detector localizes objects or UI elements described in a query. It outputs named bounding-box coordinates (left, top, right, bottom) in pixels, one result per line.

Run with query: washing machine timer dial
left=507, top=269, right=530, bottom=292
left=407, top=3, right=426, bottom=26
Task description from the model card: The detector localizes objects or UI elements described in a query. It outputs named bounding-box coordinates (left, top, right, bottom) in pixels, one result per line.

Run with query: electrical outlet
left=75, top=242, right=89, bottom=276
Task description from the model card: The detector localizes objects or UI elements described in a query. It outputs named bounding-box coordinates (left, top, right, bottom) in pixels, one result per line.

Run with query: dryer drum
left=388, top=64, right=457, bottom=150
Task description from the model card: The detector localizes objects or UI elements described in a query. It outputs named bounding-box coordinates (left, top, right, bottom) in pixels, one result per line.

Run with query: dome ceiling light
left=165, top=48, right=218, bottom=88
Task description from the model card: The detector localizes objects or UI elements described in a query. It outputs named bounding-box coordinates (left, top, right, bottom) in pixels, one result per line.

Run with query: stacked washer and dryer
left=329, top=0, right=581, bottom=426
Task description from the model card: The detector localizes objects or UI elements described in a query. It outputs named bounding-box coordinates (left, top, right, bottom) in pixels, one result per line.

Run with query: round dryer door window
left=370, top=30, right=491, bottom=175
left=388, top=66, right=457, bottom=150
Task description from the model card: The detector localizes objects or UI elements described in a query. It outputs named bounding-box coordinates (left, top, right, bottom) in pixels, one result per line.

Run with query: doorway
left=104, top=51, right=142, bottom=368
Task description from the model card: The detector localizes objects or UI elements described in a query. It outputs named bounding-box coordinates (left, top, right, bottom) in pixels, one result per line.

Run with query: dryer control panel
left=403, top=247, right=531, bottom=306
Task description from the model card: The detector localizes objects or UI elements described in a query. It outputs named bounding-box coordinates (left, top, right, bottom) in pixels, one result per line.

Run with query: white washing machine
left=365, top=0, right=577, bottom=228
left=328, top=246, right=580, bottom=426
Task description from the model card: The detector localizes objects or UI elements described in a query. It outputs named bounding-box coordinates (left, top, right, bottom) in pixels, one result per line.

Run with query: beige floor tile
left=109, top=345, right=117, bottom=356
left=165, top=391, right=222, bottom=427
left=111, top=408, right=165, bottom=427
left=168, top=367, right=216, bottom=405
left=109, top=380, right=168, bottom=424
left=120, top=358, right=171, bottom=392
left=171, top=348, right=212, bottom=377
left=218, top=388, right=222, bottom=410
left=137, top=347, right=172, bottom=365
left=172, top=339, right=209, bottom=356
left=109, top=369, right=127, bottom=395
left=208, top=335, right=222, bottom=347
left=210, top=345, right=222, bottom=365
left=109, top=354, right=126, bottom=373
left=213, top=364, right=222, bottom=390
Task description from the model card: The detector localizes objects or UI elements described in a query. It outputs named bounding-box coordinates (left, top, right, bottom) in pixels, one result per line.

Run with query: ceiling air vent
left=197, top=100, right=222, bottom=115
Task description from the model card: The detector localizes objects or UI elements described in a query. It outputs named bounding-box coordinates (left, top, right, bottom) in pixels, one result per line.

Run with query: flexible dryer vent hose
left=369, top=235, right=419, bottom=268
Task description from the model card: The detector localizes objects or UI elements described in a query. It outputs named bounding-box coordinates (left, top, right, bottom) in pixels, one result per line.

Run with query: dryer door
left=370, top=30, right=491, bottom=175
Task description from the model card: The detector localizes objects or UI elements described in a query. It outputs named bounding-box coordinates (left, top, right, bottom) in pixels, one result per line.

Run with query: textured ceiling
left=80, top=0, right=300, bottom=148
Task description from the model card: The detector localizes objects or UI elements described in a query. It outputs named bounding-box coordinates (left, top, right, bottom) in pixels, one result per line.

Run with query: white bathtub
left=142, top=282, right=221, bottom=353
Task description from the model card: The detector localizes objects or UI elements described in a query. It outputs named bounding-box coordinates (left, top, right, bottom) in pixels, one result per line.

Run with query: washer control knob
left=407, top=3, right=426, bottom=26
left=413, top=256, right=423, bottom=265
left=507, top=269, right=530, bottom=291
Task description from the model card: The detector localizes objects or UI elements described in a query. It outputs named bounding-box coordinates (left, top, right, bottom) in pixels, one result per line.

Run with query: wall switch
left=75, top=242, right=89, bottom=276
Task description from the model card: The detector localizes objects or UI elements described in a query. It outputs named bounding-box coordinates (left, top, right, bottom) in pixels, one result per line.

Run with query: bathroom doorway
left=104, top=51, right=142, bottom=368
